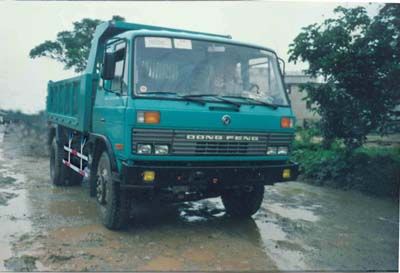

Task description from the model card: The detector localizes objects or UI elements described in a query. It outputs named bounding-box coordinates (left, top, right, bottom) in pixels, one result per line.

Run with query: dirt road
left=0, top=126, right=398, bottom=271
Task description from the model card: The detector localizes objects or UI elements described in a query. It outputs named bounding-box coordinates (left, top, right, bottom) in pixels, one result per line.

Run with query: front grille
left=132, top=129, right=294, bottom=156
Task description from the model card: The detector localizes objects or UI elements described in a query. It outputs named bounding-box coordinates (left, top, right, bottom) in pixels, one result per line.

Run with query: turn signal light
left=137, top=111, right=160, bottom=124
left=281, top=117, right=293, bottom=128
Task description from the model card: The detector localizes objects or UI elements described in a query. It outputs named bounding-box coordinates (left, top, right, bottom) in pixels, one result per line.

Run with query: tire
left=95, top=151, right=130, bottom=230
left=221, top=185, right=265, bottom=217
left=50, top=138, right=68, bottom=186
left=87, top=153, right=98, bottom=198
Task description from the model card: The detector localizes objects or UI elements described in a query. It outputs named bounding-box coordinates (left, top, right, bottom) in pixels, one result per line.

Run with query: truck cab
left=47, top=21, right=298, bottom=230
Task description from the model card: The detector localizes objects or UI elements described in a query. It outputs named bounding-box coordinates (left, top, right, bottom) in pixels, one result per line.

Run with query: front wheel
left=96, top=151, right=130, bottom=230
left=221, top=185, right=265, bottom=217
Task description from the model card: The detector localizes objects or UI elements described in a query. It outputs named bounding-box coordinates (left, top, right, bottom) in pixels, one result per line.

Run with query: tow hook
left=188, top=171, right=206, bottom=183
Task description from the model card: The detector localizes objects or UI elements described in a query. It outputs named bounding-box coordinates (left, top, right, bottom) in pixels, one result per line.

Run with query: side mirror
left=101, top=53, right=115, bottom=80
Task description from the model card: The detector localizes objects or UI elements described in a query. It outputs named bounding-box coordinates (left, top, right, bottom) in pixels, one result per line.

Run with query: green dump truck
left=46, top=20, right=299, bottom=230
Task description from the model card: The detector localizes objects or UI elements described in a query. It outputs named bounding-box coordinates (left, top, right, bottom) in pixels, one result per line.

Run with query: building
left=285, top=71, right=320, bottom=127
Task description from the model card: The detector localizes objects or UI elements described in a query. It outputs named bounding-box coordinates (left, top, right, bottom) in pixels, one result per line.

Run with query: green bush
left=289, top=5, right=400, bottom=150
left=344, top=148, right=400, bottom=197
left=292, top=134, right=400, bottom=198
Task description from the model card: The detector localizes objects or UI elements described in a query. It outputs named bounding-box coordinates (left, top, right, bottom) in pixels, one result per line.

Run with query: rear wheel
left=96, top=151, right=130, bottom=230
left=50, top=138, right=68, bottom=186
left=221, top=185, right=265, bottom=217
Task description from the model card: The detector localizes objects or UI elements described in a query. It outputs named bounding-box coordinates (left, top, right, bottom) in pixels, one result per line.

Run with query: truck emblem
left=186, top=135, right=259, bottom=141
left=222, top=115, right=231, bottom=125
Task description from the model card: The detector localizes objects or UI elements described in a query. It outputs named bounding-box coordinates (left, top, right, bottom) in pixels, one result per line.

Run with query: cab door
left=92, top=39, right=129, bottom=158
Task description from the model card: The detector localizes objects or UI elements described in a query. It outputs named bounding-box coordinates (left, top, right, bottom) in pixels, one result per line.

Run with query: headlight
left=277, top=146, right=289, bottom=155
left=266, top=147, right=277, bottom=155
left=137, top=144, right=152, bottom=154
left=154, top=145, right=169, bottom=155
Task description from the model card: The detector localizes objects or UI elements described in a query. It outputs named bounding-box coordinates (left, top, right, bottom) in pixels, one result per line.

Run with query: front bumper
left=120, top=160, right=299, bottom=189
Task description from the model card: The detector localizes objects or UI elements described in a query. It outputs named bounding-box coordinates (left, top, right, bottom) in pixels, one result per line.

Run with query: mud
left=4, top=255, right=38, bottom=272
left=0, top=125, right=398, bottom=271
left=0, top=192, right=17, bottom=206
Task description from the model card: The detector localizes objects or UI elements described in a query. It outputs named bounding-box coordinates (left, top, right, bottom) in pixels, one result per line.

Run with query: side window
left=248, top=56, right=286, bottom=104
left=104, top=41, right=128, bottom=94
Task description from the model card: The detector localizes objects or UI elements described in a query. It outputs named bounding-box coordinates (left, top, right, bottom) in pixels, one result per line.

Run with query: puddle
left=0, top=130, right=35, bottom=271
left=0, top=191, right=18, bottom=206
left=266, top=203, right=319, bottom=222
left=258, top=182, right=399, bottom=271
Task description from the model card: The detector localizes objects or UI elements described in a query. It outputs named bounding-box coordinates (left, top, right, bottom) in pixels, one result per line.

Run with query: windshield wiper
left=139, top=91, right=206, bottom=105
left=180, top=95, right=207, bottom=106
left=222, top=96, right=278, bottom=110
left=140, top=91, right=179, bottom=96
left=183, top=94, right=241, bottom=108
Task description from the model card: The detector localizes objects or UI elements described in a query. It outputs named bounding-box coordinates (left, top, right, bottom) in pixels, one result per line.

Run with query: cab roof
left=86, top=20, right=277, bottom=74
left=115, top=29, right=276, bottom=54
left=99, top=20, right=275, bottom=53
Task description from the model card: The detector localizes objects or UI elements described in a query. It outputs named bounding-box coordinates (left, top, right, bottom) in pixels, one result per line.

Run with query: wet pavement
left=0, top=125, right=398, bottom=271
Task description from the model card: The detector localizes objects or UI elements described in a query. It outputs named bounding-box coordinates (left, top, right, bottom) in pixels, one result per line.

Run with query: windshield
left=134, top=36, right=288, bottom=106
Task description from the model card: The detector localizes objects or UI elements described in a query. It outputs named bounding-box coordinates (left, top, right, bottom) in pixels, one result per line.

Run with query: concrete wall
left=285, top=72, right=320, bottom=127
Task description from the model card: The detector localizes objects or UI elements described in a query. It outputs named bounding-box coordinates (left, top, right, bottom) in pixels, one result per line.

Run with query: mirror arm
left=278, top=57, right=285, bottom=77
left=102, top=81, right=112, bottom=93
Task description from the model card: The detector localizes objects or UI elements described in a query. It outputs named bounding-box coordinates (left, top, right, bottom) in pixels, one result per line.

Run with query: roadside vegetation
left=288, top=4, right=399, bottom=199
left=292, top=124, right=400, bottom=199
left=288, top=4, right=399, bottom=151
left=1, top=110, right=48, bottom=157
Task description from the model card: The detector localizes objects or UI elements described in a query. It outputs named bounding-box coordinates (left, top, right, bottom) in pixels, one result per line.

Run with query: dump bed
left=46, top=74, right=95, bottom=132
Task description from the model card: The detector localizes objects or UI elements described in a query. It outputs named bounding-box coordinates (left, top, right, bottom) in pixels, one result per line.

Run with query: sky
left=0, top=1, right=381, bottom=113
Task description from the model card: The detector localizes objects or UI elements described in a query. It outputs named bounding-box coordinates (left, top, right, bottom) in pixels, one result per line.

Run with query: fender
left=89, top=133, right=118, bottom=172
left=86, top=133, right=120, bottom=197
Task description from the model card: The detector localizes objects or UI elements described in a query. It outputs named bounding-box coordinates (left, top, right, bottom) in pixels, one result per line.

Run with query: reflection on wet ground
left=260, top=183, right=399, bottom=271
left=0, top=127, right=398, bottom=271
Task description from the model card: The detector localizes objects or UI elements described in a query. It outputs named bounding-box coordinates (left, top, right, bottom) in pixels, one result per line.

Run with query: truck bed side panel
left=46, top=74, right=93, bottom=132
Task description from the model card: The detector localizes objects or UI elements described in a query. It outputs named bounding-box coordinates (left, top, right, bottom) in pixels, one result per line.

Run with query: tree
left=288, top=4, right=400, bottom=150
left=29, top=15, right=125, bottom=73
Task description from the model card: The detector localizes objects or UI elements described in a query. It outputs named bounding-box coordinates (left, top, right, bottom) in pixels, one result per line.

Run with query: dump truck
left=46, top=20, right=299, bottom=230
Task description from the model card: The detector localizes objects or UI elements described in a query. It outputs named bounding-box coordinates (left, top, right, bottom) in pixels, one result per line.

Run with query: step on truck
left=46, top=20, right=299, bottom=230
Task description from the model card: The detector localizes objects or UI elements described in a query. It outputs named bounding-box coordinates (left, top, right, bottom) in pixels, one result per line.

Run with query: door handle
left=100, top=118, right=106, bottom=122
